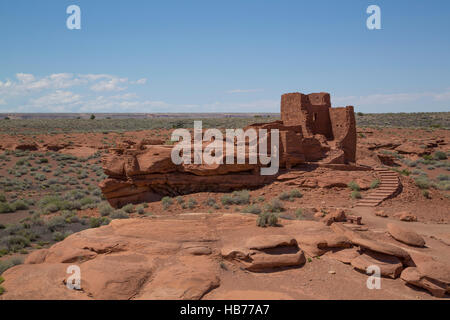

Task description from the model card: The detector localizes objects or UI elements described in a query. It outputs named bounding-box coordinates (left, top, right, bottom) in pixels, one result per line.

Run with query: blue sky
left=0, top=0, right=449, bottom=113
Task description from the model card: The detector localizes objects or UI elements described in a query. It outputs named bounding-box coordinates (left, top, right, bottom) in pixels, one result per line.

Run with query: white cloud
left=133, top=78, right=147, bottom=85
left=29, top=90, right=82, bottom=107
left=0, top=98, right=6, bottom=105
left=0, top=73, right=145, bottom=96
left=110, top=93, right=139, bottom=100
left=16, top=73, right=35, bottom=83
left=90, top=77, right=128, bottom=92
left=333, top=88, right=450, bottom=107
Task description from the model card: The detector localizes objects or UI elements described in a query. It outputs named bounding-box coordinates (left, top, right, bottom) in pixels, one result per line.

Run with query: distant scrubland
left=0, top=112, right=448, bottom=134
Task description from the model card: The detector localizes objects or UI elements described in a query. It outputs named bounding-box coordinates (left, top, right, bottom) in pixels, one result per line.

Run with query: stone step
left=365, top=197, right=388, bottom=201
left=356, top=202, right=380, bottom=207
left=365, top=194, right=389, bottom=198
left=359, top=169, right=401, bottom=207
left=358, top=199, right=382, bottom=203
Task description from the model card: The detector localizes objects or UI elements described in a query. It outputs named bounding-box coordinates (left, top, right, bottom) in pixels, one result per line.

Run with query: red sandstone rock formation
left=100, top=92, right=357, bottom=207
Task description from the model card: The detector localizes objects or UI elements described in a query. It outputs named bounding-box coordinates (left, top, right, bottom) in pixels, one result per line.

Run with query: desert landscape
left=0, top=92, right=449, bottom=300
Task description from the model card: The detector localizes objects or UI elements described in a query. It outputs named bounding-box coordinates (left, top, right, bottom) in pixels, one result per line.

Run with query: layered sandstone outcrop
left=2, top=215, right=448, bottom=299
left=100, top=92, right=357, bottom=207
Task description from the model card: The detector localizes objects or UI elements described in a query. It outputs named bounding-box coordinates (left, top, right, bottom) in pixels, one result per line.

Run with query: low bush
left=434, top=151, right=447, bottom=160
left=0, top=235, right=30, bottom=252
left=0, top=202, right=15, bottom=214
left=278, top=192, right=291, bottom=201
left=136, top=205, right=145, bottom=214
left=161, top=196, right=173, bottom=210
left=242, top=204, right=261, bottom=214
left=186, top=198, right=197, bottom=210
left=122, top=204, right=134, bottom=213
left=221, top=190, right=250, bottom=205
left=351, top=191, right=362, bottom=199
left=110, top=210, right=129, bottom=220
left=205, top=198, right=216, bottom=207
left=0, top=257, right=23, bottom=275
left=264, top=199, right=284, bottom=213
left=347, top=181, right=360, bottom=191
left=176, top=196, right=184, bottom=204
left=256, top=212, right=278, bottom=228
left=279, top=190, right=303, bottom=201
left=414, top=177, right=430, bottom=189
left=46, top=216, right=66, bottom=232
left=370, top=179, right=380, bottom=189
left=98, top=202, right=114, bottom=216
left=89, top=217, right=111, bottom=228
left=289, top=189, right=303, bottom=199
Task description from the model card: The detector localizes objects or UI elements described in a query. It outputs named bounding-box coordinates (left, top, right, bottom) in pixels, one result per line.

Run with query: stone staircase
left=356, top=168, right=402, bottom=207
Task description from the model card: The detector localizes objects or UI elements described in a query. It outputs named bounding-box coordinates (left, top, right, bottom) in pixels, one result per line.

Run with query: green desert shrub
left=98, top=202, right=114, bottom=216
left=11, top=199, right=28, bottom=211
left=351, top=191, right=362, bottom=199
left=221, top=190, right=250, bottom=205
left=110, top=210, right=129, bottom=220
left=122, top=204, right=134, bottom=213
left=0, top=257, right=23, bottom=275
left=46, top=216, right=67, bottom=232
left=347, top=181, right=360, bottom=191
left=89, top=216, right=111, bottom=228
left=370, top=179, right=380, bottom=189
left=434, top=151, right=447, bottom=160
left=279, top=190, right=303, bottom=201
left=264, top=199, right=284, bottom=213
left=278, top=192, right=291, bottom=201
left=186, top=198, right=197, bottom=210
left=0, top=193, right=6, bottom=202
left=52, top=231, right=65, bottom=242
left=295, top=208, right=304, bottom=219
left=414, top=177, right=430, bottom=189
left=176, top=196, right=185, bottom=204
left=161, top=196, right=173, bottom=210
left=0, top=202, right=15, bottom=214
left=242, top=204, right=261, bottom=214
left=205, top=198, right=216, bottom=207
left=0, top=235, right=30, bottom=252
left=136, top=205, right=145, bottom=214
left=289, top=189, right=303, bottom=199
left=394, top=168, right=411, bottom=176
left=256, top=212, right=278, bottom=228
